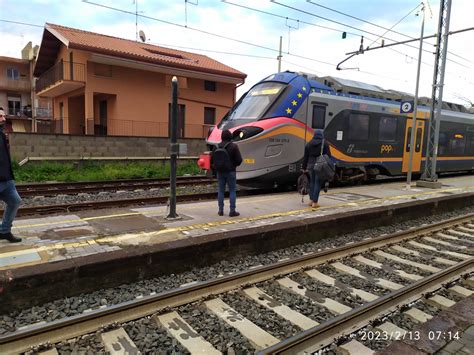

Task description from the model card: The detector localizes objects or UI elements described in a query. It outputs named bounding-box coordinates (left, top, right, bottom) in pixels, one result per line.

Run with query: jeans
left=217, top=171, right=237, bottom=213
left=0, top=180, right=21, bottom=233
left=309, top=169, right=321, bottom=203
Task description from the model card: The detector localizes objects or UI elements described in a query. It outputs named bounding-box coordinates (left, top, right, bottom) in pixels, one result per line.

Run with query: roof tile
left=46, top=23, right=246, bottom=80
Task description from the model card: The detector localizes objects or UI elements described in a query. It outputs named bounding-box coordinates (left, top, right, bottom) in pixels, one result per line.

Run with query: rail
left=0, top=213, right=471, bottom=353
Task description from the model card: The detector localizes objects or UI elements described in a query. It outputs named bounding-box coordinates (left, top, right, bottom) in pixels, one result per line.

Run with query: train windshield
left=221, top=82, right=285, bottom=124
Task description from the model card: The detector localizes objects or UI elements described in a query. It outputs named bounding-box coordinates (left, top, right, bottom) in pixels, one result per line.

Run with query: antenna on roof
left=139, top=30, right=146, bottom=42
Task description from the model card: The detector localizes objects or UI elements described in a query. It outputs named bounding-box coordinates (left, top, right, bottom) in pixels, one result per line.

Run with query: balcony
left=36, top=61, right=85, bottom=97
left=0, top=77, right=31, bottom=92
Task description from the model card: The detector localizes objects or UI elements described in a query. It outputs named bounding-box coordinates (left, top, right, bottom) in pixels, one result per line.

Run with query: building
left=0, top=43, right=53, bottom=133
left=0, top=54, right=32, bottom=132
left=33, top=23, right=246, bottom=138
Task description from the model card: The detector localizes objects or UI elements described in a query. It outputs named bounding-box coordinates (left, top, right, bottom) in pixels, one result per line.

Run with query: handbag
left=313, top=139, right=335, bottom=181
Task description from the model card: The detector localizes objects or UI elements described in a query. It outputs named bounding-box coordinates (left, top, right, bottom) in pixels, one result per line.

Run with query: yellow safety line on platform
left=10, top=186, right=473, bottom=231
left=1, top=186, right=472, bottom=262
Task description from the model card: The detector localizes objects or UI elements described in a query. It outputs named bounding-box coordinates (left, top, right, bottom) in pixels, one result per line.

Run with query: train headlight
left=232, top=126, right=263, bottom=141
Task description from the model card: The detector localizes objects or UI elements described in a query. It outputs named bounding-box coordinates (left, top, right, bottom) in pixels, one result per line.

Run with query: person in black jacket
left=302, top=129, right=332, bottom=208
left=0, top=109, right=22, bottom=242
left=213, top=129, right=242, bottom=217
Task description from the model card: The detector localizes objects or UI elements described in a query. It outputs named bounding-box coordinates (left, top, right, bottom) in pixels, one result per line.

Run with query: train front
left=197, top=72, right=314, bottom=188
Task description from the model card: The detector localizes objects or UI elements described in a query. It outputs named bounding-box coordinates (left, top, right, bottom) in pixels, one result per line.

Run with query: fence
left=36, top=61, right=86, bottom=93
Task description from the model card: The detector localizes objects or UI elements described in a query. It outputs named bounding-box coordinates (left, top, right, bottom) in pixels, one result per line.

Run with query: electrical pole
left=406, top=2, right=425, bottom=189
left=417, top=0, right=452, bottom=189
left=167, top=76, right=179, bottom=219
left=277, top=36, right=282, bottom=72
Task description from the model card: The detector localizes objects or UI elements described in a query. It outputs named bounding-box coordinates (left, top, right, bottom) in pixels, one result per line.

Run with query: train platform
left=0, top=175, right=473, bottom=310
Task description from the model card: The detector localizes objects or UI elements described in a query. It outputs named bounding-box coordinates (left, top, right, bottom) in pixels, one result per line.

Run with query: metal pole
left=420, top=0, right=452, bottom=186
left=277, top=36, right=282, bottom=72
left=406, top=4, right=425, bottom=189
left=167, top=76, right=178, bottom=219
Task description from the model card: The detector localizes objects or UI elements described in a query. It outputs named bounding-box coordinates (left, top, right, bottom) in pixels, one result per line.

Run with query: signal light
left=342, top=32, right=347, bottom=39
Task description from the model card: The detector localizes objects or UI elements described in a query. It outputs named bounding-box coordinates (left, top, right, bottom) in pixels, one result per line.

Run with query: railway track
left=0, top=214, right=472, bottom=354
left=16, top=176, right=214, bottom=197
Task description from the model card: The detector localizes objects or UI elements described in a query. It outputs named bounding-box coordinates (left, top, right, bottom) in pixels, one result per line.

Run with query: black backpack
left=212, top=142, right=233, bottom=172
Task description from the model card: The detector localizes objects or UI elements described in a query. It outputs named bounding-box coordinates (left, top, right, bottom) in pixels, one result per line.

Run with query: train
left=198, top=71, right=474, bottom=188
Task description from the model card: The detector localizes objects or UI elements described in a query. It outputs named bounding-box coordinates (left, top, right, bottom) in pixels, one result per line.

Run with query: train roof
left=311, top=90, right=474, bottom=125
left=266, top=71, right=471, bottom=115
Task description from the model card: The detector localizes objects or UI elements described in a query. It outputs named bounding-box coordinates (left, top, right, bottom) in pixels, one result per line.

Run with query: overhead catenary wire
left=1, top=7, right=471, bottom=91
left=82, top=0, right=339, bottom=67
left=220, top=2, right=461, bottom=71
left=306, top=0, right=472, bottom=64
left=271, top=0, right=471, bottom=68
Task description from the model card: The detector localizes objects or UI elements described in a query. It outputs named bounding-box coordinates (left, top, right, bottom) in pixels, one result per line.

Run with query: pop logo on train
left=380, top=144, right=394, bottom=154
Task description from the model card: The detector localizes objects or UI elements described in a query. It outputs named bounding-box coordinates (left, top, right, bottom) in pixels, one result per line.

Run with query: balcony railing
left=0, top=77, right=31, bottom=91
left=35, top=107, right=53, bottom=119
left=36, top=61, right=85, bottom=93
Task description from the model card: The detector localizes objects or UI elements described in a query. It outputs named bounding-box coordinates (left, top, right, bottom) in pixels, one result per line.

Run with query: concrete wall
left=8, top=132, right=207, bottom=161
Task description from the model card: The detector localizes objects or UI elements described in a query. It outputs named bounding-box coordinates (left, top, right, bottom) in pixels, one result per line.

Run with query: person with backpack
left=302, top=129, right=332, bottom=208
left=212, top=129, right=242, bottom=217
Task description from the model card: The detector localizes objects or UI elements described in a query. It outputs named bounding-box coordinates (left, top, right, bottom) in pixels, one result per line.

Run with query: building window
left=7, top=96, right=21, bottom=115
left=204, top=107, right=216, bottom=125
left=348, top=113, right=369, bottom=141
left=311, top=105, right=326, bottom=129
left=94, top=63, right=113, bottom=77
left=204, top=80, right=216, bottom=91
left=378, top=116, right=397, bottom=142
left=7, top=68, right=19, bottom=80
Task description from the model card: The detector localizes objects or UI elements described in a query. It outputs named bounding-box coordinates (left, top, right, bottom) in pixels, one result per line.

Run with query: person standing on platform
left=302, top=129, right=332, bottom=208
left=212, top=129, right=242, bottom=217
left=0, top=109, right=22, bottom=243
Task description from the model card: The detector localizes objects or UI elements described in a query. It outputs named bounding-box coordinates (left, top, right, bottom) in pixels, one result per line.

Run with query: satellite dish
left=139, top=30, right=146, bottom=42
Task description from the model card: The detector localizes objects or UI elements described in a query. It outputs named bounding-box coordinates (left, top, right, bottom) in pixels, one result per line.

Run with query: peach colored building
left=34, top=23, right=246, bottom=138
left=0, top=56, right=32, bottom=132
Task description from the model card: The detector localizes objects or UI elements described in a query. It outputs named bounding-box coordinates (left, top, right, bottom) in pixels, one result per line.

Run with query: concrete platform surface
left=1, top=175, right=473, bottom=272
left=0, top=175, right=472, bottom=310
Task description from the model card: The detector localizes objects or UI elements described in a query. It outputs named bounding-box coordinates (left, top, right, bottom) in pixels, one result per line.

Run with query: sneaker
left=218, top=211, right=224, bottom=216
left=0, top=232, right=22, bottom=243
left=229, top=211, right=240, bottom=217
left=311, top=203, right=320, bottom=208
left=323, top=182, right=329, bottom=193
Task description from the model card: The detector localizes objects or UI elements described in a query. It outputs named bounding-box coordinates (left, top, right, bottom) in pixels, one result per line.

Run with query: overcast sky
left=1, top=0, right=473, bottom=106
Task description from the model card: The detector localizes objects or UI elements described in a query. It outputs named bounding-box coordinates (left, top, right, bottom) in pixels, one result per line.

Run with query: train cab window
left=378, top=116, right=397, bottom=142
left=312, top=105, right=326, bottom=129
left=348, top=113, right=369, bottom=141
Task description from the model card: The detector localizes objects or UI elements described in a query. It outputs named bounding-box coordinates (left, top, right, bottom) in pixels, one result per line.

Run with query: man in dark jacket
left=302, top=129, right=332, bottom=208
left=0, top=109, right=22, bottom=242
left=213, top=129, right=242, bottom=217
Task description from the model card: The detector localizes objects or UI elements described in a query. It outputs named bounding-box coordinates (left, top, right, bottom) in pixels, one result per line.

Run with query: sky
left=1, top=0, right=473, bottom=107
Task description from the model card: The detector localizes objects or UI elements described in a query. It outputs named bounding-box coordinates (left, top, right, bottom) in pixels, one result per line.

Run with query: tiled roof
left=45, top=23, right=246, bottom=80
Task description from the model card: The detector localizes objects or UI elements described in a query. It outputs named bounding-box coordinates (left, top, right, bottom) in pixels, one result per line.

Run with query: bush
left=12, top=160, right=201, bottom=183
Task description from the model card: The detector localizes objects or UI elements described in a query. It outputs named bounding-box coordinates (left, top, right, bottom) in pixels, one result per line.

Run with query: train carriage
left=199, top=71, right=474, bottom=188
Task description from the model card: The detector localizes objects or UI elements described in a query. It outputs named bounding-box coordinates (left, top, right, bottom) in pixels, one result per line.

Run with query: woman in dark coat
left=302, top=129, right=332, bottom=208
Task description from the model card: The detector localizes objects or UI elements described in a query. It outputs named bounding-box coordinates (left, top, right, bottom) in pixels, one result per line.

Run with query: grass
left=12, top=161, right=202, bottom=183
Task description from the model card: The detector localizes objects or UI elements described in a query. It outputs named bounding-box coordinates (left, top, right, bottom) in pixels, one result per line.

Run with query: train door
left=402, top=119, right=425, bottom=173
